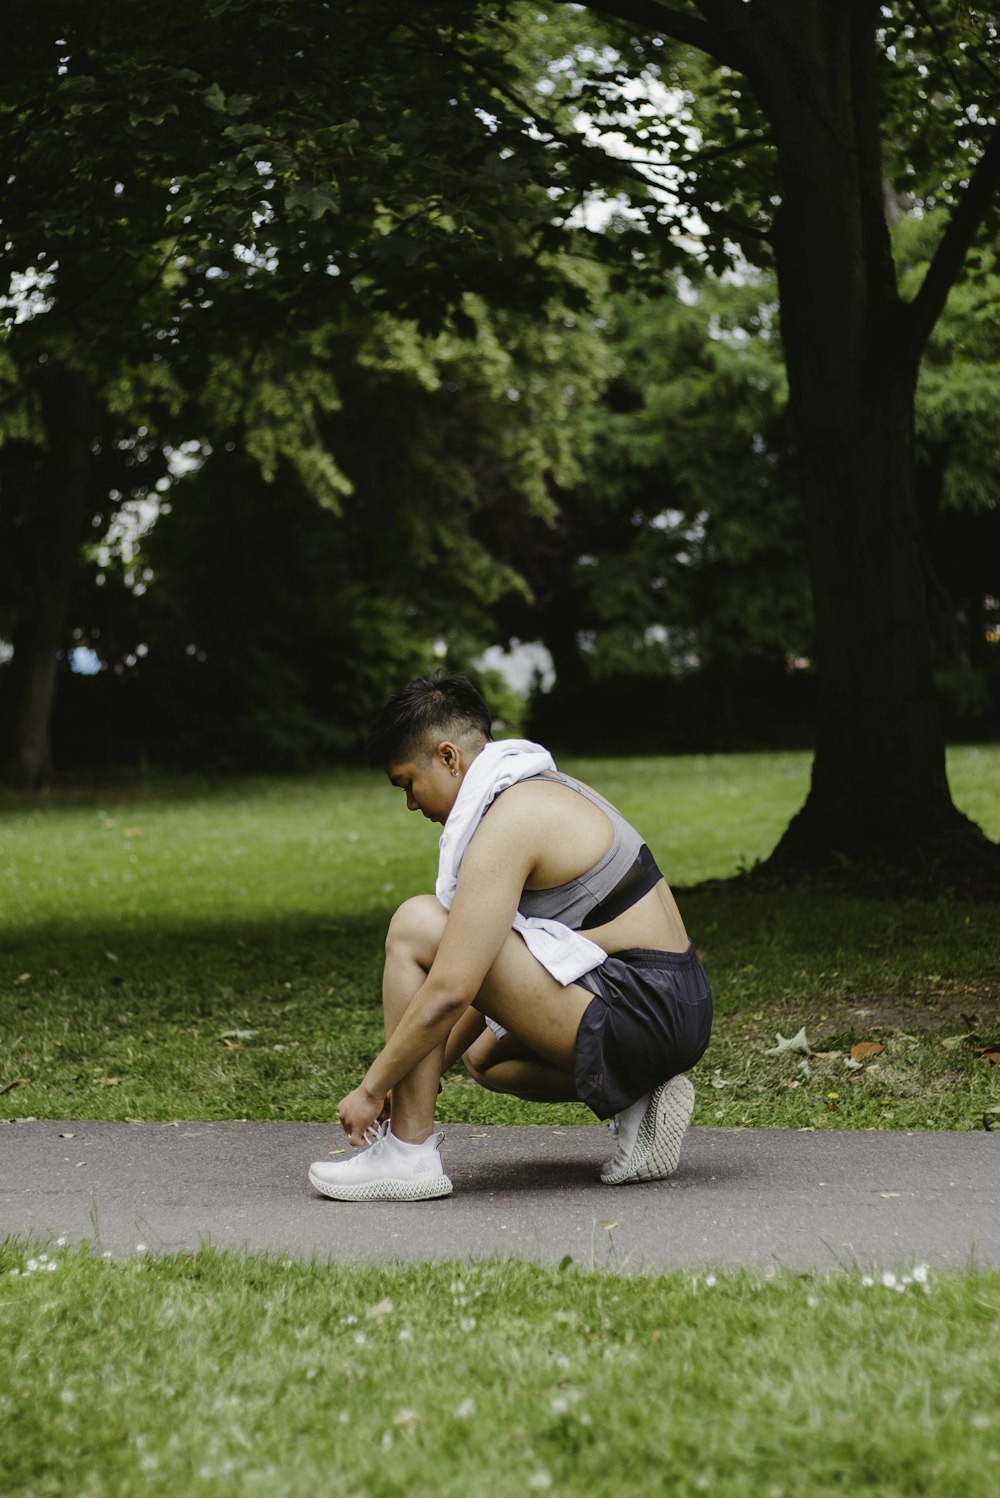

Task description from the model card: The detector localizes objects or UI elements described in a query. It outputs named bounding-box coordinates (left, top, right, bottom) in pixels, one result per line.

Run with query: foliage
left=49, top=279, right=609, bottom=766
left=1, top=0, right=627, bottom=771
left=567, top=1, right=1000, bottom=254
left=513, top=267, right=809, bottom=749
left=905, top=219, right=1000, bottom=724
left=522, top=210, right=1000, bottom=747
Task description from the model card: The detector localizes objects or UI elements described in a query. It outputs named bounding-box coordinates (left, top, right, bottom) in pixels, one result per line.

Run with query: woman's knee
left=385, top=894, right=448, bottom=963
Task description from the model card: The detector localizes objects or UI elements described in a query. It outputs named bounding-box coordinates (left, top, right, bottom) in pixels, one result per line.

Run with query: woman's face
left=386, top=743, right=463, bottom=825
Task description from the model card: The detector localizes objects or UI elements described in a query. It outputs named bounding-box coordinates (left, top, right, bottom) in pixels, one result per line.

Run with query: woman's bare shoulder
left=475, top=779, right=576, bottom=836
left=484, top=776, right=613, bottom=845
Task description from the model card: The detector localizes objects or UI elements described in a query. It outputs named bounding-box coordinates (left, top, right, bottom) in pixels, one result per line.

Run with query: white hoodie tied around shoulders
left=434, top=740, right=607, bottom=1013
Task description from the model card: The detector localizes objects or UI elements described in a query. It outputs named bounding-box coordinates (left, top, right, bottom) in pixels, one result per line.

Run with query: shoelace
left=360, top=1121, right=388, bottom=1152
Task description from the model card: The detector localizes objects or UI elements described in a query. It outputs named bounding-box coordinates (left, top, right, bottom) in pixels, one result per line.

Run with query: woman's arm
left=337, top=798, right=539, bottom=1138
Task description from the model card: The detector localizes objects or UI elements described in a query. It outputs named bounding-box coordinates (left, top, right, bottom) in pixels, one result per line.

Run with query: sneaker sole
left=600, top=1075, right=694, bottom=1185
left=308, top=1168, right=453, bottom=1202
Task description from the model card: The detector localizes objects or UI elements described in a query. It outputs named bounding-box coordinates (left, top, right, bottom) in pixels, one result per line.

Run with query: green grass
left=3, top=1244, right=999, bottom=1498
left=1, top=747, right=998, bottom=1129
left=3, top=752, right=1000, bottom=1497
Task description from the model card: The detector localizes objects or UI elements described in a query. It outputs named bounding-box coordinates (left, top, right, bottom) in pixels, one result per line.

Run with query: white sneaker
left=600, top=1075, right=695, bottom=1185
left=308, top=1122, right=453, bottom=1202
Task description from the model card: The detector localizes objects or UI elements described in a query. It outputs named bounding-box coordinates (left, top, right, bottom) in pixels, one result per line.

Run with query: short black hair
left=366, top=673, right=493, bottom=767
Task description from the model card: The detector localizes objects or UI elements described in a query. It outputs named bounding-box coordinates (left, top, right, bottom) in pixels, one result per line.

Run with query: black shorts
left=573, top=943, right=712, bottom=1119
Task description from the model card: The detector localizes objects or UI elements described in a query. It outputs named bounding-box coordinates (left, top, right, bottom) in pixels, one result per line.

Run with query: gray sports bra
left=510, top=771, right=663, bottom=931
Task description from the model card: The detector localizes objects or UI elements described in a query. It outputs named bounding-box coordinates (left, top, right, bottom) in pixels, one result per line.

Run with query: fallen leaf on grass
left=15, top=973, right=31, bottom=984
left=976, top=1050, right=1000, bottom=1066
left=98, top=1077, right=122, bottom=1086
left=851, top=1042, right=884, bottom=1061
left=940, top=1033, right=974, bottom=1049
left=220, top=1029, right=258, bottom=1042
left=0, top=1078, right=26, bottom=1095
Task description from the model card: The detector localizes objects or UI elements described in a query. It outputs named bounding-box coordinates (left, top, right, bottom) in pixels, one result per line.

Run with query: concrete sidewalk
left=2, top=1119, right=997, bottom=1274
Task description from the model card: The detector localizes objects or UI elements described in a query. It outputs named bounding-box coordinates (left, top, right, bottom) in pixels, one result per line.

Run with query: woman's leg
left=381, top=894, right=450, bottom=1142
left=471, top=927, right=594, bottom=1079
left=382, top=893, right=594, bottom=1135
left=463, top=1029, right=579, bottom=1103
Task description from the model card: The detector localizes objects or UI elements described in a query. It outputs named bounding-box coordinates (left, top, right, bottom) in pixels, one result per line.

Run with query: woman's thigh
left=388, top=894, right=593, bottom=1072
left=473, top=930, right=594, bottom=1074
left=464, top=1027, right=553, bottom=1077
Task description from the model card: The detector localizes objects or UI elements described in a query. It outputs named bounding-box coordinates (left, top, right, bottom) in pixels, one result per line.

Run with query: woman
left=309, top=673, right=712, bottom=1201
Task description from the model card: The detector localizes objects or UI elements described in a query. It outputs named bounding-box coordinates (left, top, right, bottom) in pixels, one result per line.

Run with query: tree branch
left=904, top=118, right=1000, bottom=360
left=423, top=24, right=683, bottom=209
left=557, top=0, right=750, bottom=73
left=676, top=131, right=774, bottom=166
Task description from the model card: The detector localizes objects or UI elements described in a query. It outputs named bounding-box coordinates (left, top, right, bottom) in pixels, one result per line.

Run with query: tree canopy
left=2, top=1, right=999, bottom=883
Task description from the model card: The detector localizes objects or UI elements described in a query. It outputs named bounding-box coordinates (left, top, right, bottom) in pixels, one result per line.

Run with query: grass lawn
left=3, top=1246, right=1000, bottom=1498
left=3, top=748, right=999, bottom=1496
left=1, top=745, right=998, bottom=1130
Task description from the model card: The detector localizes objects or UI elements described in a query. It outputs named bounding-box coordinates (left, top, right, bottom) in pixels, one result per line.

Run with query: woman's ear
left=438, top=741, right=460, bottom=776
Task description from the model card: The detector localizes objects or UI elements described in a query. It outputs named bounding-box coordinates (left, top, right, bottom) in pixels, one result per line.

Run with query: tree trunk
left=0, top=370, right=92, bottom=788
left=769, top=343, right=985, bottom=867
left=750, top=5, right=998, bottom=878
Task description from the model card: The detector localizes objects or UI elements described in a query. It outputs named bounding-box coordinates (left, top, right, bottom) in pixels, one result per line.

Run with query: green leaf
left=285, top=182, right=339, bottom=220
left=56, top=74, right=97, bottom=94
left=130, top=103, right=180, bottom=127
left=222, top=123, right=264, bottom=146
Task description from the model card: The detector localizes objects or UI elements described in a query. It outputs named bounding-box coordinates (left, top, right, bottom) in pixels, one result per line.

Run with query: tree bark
left=0, top=369, right=92, bottom=788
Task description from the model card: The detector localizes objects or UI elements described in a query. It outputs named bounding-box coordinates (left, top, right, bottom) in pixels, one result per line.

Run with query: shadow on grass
left=4, top=912, right=391, bottom=962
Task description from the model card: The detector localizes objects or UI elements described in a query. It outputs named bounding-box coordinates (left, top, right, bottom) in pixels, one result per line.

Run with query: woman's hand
left=337, top=1083, right=386, bottom=1147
